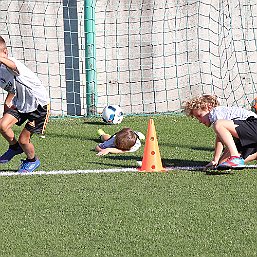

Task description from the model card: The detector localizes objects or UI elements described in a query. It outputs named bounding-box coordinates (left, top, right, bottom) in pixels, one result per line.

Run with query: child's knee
left=0, top=119, right=9, bottom=133
left=18, top=133, right=31, bottom=146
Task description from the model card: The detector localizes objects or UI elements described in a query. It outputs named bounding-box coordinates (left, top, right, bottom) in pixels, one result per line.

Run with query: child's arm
left=4, top=92, right=15, bottom=113
left=4, top=92, right=15, bottom=107
left=206, top=135, right=223, bottom=167
left=95, top=146, right=127, bottom=156
left=0, top=56, right=19, bottom=75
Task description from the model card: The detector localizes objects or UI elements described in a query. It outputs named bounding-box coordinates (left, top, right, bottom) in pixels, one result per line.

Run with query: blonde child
left=183, top=94, right=257, bottom=169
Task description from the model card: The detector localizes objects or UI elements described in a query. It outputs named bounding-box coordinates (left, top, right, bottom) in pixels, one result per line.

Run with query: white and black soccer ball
left=102, top=105, right=124, bottom=124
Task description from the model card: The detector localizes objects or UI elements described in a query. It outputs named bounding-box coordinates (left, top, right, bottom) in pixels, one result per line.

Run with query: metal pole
left=85, top=0, right=97, bottom=116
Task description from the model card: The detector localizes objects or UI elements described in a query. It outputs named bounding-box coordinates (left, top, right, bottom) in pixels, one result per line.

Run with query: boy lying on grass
left=95, top=128, right=145, bottom=156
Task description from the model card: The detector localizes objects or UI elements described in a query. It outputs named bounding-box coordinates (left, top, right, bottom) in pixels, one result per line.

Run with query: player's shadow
left=205, top=170, right=232, bottom=175
left=162, top=158, right=231, bottom=175
left=0, top=169, right=18, bottom=172
left=162, top=158, right=207, bottom=167
left=102, top=155, right=140, bottom=161
left=46, top=131, right=98, bottom=142
left=90, top=154, right=142, bottom=168
left=90, top=157, right=231, bottom=175
left=158, top=142, right=214, bottom=152
left=89, top=161, right=138, bottom=168
left=84, top=120, right=104, bottom=125
left=191, top=146, right=213, bottom=151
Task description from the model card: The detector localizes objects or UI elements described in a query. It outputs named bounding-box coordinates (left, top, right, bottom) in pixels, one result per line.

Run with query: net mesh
left=96, top=0, right=257, bottom=114
left=0, top=0, right=257, bottom=116
left=0, top=1, right=67, bottom=115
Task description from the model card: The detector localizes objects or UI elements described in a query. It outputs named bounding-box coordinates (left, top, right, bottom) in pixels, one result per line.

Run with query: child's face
left=192, top=108, right=211, bottom=127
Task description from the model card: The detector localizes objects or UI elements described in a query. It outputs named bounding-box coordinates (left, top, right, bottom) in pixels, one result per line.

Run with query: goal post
left=85, top=0, right=97, bottom=116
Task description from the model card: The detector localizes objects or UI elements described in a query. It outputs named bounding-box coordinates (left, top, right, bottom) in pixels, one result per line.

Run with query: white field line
left=0, top=165, right=257, bottom=177
left=0, top=167, right=138, bottom=177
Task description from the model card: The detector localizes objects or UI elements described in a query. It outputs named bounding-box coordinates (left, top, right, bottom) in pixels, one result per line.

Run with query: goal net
left=95, top=0, right=257, bottom=114
left=0, top=0, right=257, bottom=116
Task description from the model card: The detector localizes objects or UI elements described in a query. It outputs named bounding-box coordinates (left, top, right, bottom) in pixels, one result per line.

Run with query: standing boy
left=0, top=36, right=50, bottom=172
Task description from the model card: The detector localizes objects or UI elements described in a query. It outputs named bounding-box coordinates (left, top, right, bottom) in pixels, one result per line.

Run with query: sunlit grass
left=0, top=115, right=256, bottom=256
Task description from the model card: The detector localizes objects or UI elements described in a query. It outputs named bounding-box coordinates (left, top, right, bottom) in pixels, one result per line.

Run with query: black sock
left=26, top=157, right=36, bottom=162
left=9, top=142, right=20, bottom=150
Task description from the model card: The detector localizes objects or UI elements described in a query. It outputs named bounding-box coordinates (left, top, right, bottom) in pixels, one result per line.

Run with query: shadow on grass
left=84, top=121, right=104, bottom=126
left=88, top=161, right=138, bottom=169
left=106, top=155, right=140, bottom=161
left=96, top=156, right=207, bottom=169
left=205, top=170, right=232, bottom=175
left=162, top=158, right=232, bottom=175
left=46, top=131, right=98, bottom=141
left=0, top=169, right=18, bottom=172
left=191, top=146, right=214, bottom=151
left=162, top=158, right=207, bottom=167
left=159, top=142, right=214, bottom=152
left=89, top=155, right=232, bottom=175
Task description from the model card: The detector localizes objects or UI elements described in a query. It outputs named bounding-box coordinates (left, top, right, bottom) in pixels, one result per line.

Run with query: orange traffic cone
left=139, top=118, right=166, bottom=172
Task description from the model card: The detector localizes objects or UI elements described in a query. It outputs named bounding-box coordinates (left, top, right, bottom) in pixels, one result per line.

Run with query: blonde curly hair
left=182, top=94, right=220, bottom=117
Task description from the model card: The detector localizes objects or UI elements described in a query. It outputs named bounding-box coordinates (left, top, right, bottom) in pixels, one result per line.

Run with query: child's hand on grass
left=205, top=160, right=218, bottom=169
left=97, top=148, right=110, bottom=156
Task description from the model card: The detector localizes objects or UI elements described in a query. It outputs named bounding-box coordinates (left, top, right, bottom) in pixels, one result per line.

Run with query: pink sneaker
left=217, top=156, right=245, bottom=170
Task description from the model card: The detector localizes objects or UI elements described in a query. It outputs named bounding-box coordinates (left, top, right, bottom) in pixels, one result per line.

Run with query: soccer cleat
left=18, top=159, right=40, bottom=173
left=97, top=129, right=106, bottom=136
left=217, top=156, right=245, bottom=170
left=0, top=145, right=24, bottom=163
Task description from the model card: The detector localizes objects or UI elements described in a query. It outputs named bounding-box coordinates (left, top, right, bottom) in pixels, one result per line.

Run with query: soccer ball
left=251, top=97, right=257, bottom=114
left=102, top=105, right=123, bottom=124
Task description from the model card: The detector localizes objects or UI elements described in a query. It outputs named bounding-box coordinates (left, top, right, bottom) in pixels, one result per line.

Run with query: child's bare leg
left=18, top=128, right=35, bottom=159
left=245, top=153, right=257, bottom=163
left=213, top=120, right=240, bottom=157
left=219, top=148, right=230, bottom=164
left=0, top=114, right=18, bottom=144
left=101, top=134, right=111, bottom=141
left=97, top=129, right=111, bottom=142
left=0, top=114, right=24, bottom=163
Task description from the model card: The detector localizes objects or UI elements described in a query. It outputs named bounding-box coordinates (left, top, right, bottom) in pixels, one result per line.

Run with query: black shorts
left=234, top=117, right=257, bottom=159
left=7, top=104, right=50, bottom=135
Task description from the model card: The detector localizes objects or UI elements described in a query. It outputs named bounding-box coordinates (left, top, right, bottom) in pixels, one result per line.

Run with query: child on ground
left=0, top=36, right=50, bottom=172
left=182, top=94, right=257, bottom=169
left=95, top=127, right=145, bottom=156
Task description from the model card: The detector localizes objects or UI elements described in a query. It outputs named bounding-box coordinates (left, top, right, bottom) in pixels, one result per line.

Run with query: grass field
left=0, top=115, right=256, bottom=256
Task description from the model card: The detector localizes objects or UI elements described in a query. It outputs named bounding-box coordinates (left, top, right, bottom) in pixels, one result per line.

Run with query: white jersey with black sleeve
left=0, top=57, right=49, bottom=113
left=209, top=106, right=257, bottom=124
left=0, top=63, right=15, bottom=93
